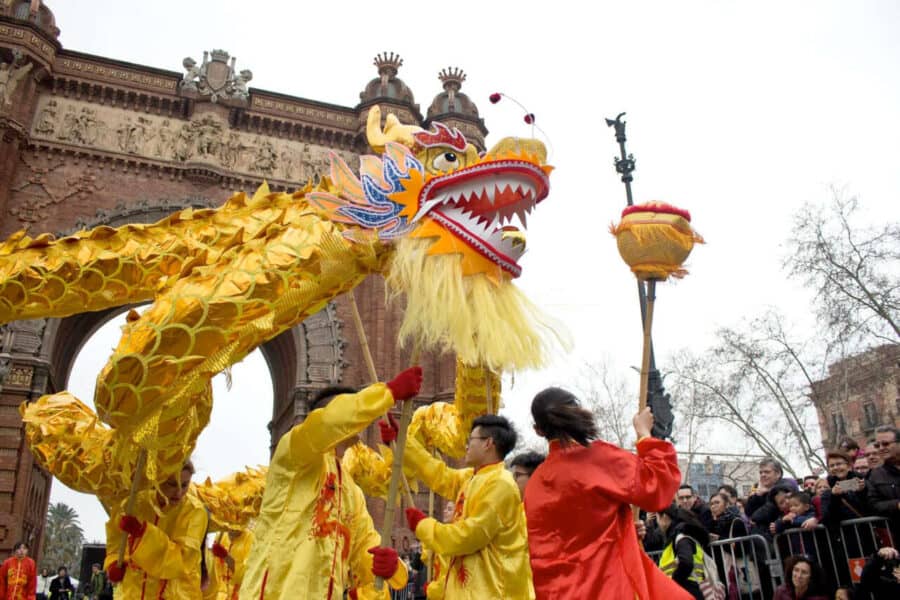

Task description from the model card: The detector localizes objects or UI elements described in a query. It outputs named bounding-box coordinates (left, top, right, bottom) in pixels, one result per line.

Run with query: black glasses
left=466, top=435, right=489, bottom=446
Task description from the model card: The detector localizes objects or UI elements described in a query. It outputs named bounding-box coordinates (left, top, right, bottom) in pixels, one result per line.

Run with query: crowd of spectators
left=639, top=425, right=900, bottom=599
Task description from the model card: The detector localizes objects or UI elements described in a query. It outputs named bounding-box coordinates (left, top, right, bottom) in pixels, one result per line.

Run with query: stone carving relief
left=8, top=152, right=104, bottom=225
left=180, top=49, right=252, bottom=103
left=28, top=96, right=360, bottom=185
left=0, top=49, right=33, bottom=108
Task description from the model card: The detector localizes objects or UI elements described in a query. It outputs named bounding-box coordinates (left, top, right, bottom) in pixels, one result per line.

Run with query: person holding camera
left=821, top=450, right=867, bottom=527
left=857, top=546, right=900, bottom=597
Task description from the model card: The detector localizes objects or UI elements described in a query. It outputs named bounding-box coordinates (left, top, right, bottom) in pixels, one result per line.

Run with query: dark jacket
left=48, top=575, right=75, bottom=600
left=664, top=521, right=709, bottom=600
left=775, top=506, right=817, bottom=533
left=821, top=471, right=868, bottom=526
left=857, top=550, right=900, bottom=597
left=771, top=584, right=828, bottom=599
left=866, top=462, right=900, bottom=541
left=690, top=499, right=714, bottom=532
left=708, top=505, right=748, bottom=540
left=747, top=479, right=798, bottom=536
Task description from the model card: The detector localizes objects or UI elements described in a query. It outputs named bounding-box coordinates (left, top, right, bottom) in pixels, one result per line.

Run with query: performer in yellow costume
left=210, top=529, right=254, bottom=600
left=403, top=415, right=533, bottom=600
left=239, top=369, right=420, bottom=599
left=104, top=460, right=208, bottom=600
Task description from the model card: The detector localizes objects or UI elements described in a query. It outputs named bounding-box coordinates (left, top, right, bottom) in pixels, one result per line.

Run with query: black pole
left=606, top=113, right=674, bottom=440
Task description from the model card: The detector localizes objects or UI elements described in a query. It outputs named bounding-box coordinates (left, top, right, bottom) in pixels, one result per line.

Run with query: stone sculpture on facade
left=0, top=49, right=33, bottom=107
left=179, top=49, right=251, bottom=103
left=34, top=99, right=57, bottom=134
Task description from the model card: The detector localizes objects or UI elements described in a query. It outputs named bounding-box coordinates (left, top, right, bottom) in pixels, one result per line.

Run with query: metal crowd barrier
left=773, top=524, right=844, bottom=588
left=838, top=516, right=895, bottom=586
left=709, top=533, right=780, bottom=600
left=644, top=517, right=897, bottom=598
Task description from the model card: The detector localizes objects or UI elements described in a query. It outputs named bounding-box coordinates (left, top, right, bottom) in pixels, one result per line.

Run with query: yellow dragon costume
left=2, top=105, right=554, bottom=598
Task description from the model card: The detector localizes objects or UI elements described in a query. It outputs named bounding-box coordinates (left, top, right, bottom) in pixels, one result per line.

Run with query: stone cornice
left=0, top=15, right=60, bottom=69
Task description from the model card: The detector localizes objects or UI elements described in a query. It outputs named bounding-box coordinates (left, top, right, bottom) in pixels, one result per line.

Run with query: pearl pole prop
left=612, top=203, right=702, bottom=519
left=118, top=450, right=147, bottom=567
left=638, top=280, right=657, bottom=412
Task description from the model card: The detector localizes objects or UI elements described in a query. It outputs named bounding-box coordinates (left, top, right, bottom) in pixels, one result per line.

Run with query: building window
left=863, top=403, right=878, bottom=429
left=831, top=412, right=847, bottom=440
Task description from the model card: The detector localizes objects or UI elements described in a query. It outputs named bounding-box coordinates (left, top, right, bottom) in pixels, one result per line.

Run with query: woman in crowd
left=36, top=566, right=51, bottom=600
left=657, top=505, right=710, bottom=600
left=822, top=451, right=867, bottom=527
left=707, top=492, right=747, bottom=541
left=48, top=566, right=75, bottom=600
left=103, top=459, right=208, bottom=599
left=524, top=387, right=689, bottom=599
left=772, top=555, right=828, bottom=600
left=811, top=479, right=830, bottom=520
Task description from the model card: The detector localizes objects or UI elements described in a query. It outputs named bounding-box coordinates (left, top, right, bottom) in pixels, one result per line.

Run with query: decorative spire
left=438, top=67, right=465, bottom=107
left=438, top=67, right=466, bottom=92
left=374, top=52, right=403, bottom=86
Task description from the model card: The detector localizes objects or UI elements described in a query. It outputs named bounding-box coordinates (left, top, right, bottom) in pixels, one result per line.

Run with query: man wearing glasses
left=403, top=415, right=532, bottom=599
left=867, top=426, right=900, bottom=543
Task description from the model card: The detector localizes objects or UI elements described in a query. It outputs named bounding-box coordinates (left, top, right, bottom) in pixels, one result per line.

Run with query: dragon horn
left=366, top=105, right=421, bottom=152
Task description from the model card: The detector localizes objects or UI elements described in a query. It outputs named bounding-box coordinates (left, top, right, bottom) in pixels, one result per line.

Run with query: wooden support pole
left=376, top=345, right=421, bottom=591
left=118, top=450, right=147, bottom=566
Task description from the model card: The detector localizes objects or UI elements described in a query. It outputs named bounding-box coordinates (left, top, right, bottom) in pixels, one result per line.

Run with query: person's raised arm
left=289, top=367, right=422, bottom=464
left=404, top=434, right=471, bottom=502
left=581, top=408, right=681, bottom=512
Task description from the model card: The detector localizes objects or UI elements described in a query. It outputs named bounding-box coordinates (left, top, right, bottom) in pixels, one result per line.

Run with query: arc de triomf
left=0, top=2, right=490, bottom=557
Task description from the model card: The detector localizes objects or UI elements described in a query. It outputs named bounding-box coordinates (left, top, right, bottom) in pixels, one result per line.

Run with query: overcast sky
left=45, top=0, right=900, bottom=541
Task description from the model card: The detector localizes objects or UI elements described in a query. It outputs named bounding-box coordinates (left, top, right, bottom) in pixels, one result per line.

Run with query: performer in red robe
left=524, top=387, right=690, bottom=600
left=0, top=542, right=37, bottom=600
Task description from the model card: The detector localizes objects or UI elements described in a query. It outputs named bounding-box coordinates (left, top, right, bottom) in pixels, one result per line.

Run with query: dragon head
left=308, top=106, right=558, bottom=369
left=310, top=106, right=551, bottom=281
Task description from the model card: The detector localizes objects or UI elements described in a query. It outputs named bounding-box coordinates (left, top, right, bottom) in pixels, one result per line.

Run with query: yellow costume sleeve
left=230, top=530, right=254, bottom=590
left=131, top=507, right=207, bottom=580
left=202, top=547, right=218, bottom=600
left=405, top=436, right=471, bottom=502
left=288, top=383, right=394, bottom=465
left=346, top=484, right=409, bottom=592
left=414, top=476, right=515, bottom=557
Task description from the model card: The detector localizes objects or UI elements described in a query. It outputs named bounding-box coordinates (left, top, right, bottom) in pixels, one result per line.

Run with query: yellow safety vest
left=659, top=535, right=705, bottom=584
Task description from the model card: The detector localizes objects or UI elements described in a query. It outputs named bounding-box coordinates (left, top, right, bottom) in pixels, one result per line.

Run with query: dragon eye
left=432, top=152, right=459, bottom=171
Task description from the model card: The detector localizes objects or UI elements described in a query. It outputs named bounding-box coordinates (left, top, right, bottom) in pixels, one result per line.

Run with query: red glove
left=379, top=413, right=399, bottom=444
left=406, top=507, right=427, bottom=532
left=386, top=366, right=422, bottom=401
left=118, top=515, right=146, bottom=537
left=107, top=562, right=126, bottom=583
left=211, top=542, right=228, bottom=559
left=368, top=546, right=399, bottom=578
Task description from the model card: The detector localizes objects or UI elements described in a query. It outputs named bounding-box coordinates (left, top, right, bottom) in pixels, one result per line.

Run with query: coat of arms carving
left=180, top=49, right=252, bottom=103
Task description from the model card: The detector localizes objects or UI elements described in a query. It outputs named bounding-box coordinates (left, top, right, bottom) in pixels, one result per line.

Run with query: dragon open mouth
left=413, top=159, right=550, bottom=277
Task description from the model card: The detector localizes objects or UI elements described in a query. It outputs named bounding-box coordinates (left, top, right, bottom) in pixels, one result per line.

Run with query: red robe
left=525, top=437, right=691, bottom=600
left=0, top=556, right=36, bottom=600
